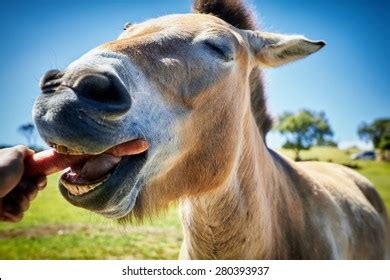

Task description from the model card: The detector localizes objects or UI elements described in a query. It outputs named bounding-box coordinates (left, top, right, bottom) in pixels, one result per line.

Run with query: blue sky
left=0, top=0, right=389, bottom=149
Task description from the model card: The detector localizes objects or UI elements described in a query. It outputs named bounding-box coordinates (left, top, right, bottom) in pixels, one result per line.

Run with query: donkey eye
left=123, top=22, right=133, bottom=30
left=204, top=41, right=233, bottom=61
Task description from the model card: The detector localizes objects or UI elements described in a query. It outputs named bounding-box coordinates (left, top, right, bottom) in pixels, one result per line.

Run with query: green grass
left=0, top=229, right=182, bottom=260
left=0, top=176, right=181, bottom=231
left=0, top=176, right=183, bottom=259
left=0, top=147, right=389, bottom=259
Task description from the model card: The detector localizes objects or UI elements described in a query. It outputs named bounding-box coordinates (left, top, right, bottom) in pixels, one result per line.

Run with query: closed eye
left=204, top=41, right=233, bottom=61
left=123, top=22, right=133, bottom=30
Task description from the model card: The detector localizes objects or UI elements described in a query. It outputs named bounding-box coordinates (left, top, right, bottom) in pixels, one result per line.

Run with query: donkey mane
left=193, top=0, right=273, bottom=138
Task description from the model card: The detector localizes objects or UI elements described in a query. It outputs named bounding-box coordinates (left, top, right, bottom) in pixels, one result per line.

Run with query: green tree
left=18, top=123, right=35, bottom=147
left=276, top=110, right=334, bottom=161
left=358, top=118, right=390, bottom=160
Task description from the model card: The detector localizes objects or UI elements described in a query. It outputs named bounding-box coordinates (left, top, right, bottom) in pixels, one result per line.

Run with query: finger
left=0, top=200, right=6, bottom=221
left=2, top=200, right=23, bottom=222
left=12, top=177, right=43, bottom=200
left=0, top=204, right=19, bottom=222
left=2, top=211, right=23, bottom=222
left=0, top=214, right=14, bottom=222
left=0, top=149, right=25, bottom=197
left=36, top=176, right=47, bottom=190
left=14, top=179, right=35, bottom=191
left=14, top=145, right=35, bottom=158
left=2, top=194, right=22, bottom=212
left=3, top=192, right=30, bottom=212
left=24, top=150, right=87, bottom=177
left=17, top=194, right=30, bottom=212
left=3, top=191, right=31, bottom=212
left=15, top=180, right=38, bottom=200
left=25, top=148, right=35, bottom=157
left=26, top=187, right=38, bottom=201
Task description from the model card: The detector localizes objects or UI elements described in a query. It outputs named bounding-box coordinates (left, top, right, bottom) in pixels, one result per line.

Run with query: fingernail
left=38, top=181, right=46, bottom=188
left=37, top=177, right=47, bottom=189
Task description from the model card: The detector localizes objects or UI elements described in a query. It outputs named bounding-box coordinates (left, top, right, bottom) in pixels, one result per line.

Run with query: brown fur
left=96, top=3, right=389, bottom=259
left=193, top=0, right=273, bottom=138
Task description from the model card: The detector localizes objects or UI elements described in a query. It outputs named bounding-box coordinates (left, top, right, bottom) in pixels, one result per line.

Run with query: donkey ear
left=245, top=31, right=326, bottom=68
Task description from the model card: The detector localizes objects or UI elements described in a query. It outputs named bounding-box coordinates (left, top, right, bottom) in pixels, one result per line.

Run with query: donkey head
left=33, top=0, right=324, bottom=220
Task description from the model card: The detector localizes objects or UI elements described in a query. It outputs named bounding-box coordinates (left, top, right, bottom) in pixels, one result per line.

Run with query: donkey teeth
left=61, top=174, right=111, bottom=196
left=50, top=143, right=85, bottom=155
left=62, top=181, right=102, bottom=196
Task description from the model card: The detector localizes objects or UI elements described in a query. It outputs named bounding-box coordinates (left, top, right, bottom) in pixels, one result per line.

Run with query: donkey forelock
left=193, top=0, right=257, bottom=30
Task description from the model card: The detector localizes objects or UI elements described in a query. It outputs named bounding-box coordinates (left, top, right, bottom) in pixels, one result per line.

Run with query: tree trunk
left=294, top=149, right=301, bottom=161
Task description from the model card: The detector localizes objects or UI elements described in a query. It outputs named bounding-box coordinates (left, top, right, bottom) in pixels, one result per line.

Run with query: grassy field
left=0, top=147, right=389, bottom=259
left=0, top=174, right=182, bottom=259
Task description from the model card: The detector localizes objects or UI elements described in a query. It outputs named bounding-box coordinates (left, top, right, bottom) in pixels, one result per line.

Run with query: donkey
left=33, top=0, right=389, bottom=259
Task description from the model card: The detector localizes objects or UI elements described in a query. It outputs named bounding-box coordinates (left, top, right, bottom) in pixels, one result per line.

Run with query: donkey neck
left=179, top=111, right=306, bottom=259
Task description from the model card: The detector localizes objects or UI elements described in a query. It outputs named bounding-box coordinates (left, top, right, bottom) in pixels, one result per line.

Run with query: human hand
left=0, top=145, right=47, bottom=222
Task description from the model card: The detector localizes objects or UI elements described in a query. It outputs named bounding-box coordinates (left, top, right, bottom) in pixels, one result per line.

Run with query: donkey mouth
left=60, top=154, right=120, bottom=196
left=52, top=139, right=149, bottom=196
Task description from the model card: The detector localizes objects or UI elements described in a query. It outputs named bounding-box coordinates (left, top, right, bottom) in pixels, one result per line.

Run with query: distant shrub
left=298, top=158, right=319, bottom=162
left=341, top=162, right=360, bottom=169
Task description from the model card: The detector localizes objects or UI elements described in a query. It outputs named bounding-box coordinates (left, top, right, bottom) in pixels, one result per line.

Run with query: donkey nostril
left=74, top=74, right=112, bottom=103
left=73, top=73, right=131, bottom=115
left=40, top=69, right=63, bottom=92
left=40, top=69, right=62, bottom=86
